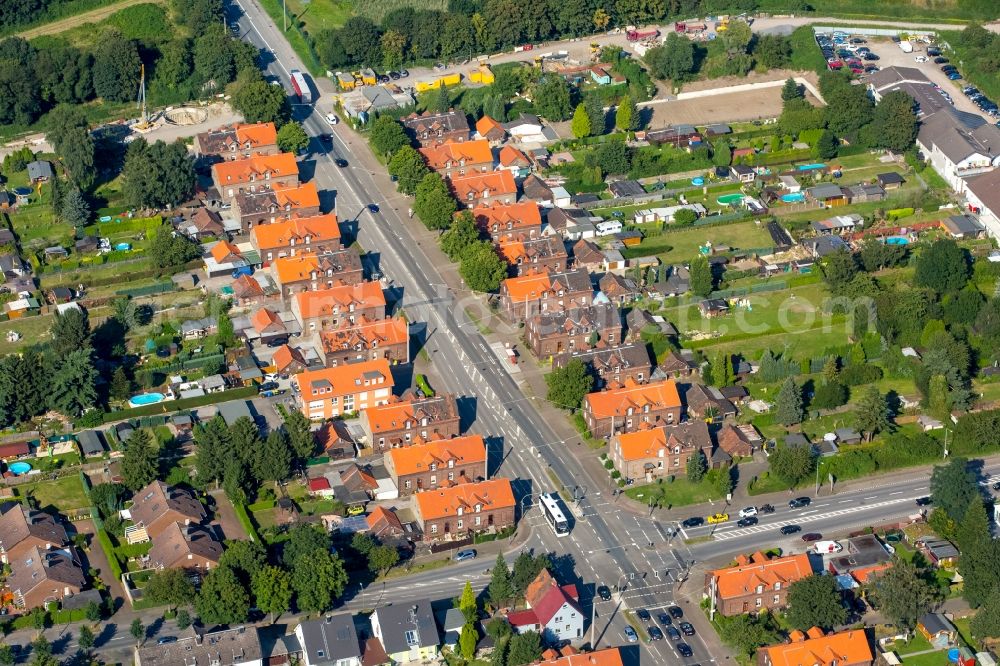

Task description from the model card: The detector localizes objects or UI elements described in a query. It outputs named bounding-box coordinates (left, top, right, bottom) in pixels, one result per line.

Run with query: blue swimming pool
left=129, top=392, right=166, bottom=408
left=885, top=236, right=910, bottom=245
left=691, top=177, right=705, bottom=186
left=781, top=192, right=806, bottom=203
left=8, top=462, right=32, bottom=475
left=115, top=243, right=132, bottom=251
left=797, top=163, right=826, bottom=171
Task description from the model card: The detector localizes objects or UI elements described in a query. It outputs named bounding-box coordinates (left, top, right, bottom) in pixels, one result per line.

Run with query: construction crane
left=134, top=63, right=151, bottom=130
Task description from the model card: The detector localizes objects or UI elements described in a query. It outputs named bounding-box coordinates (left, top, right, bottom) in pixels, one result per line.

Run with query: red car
left=802, top=533, right=823, bottom=542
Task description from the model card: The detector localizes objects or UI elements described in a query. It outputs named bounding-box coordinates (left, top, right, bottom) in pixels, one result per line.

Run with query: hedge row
left=233, top=502, right=260, bottom=543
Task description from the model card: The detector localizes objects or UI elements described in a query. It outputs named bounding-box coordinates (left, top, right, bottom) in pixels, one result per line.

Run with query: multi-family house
left=272, top=248, right=363, bottom=297
left=135, top=626, right=263, bottom=666
left=384, top=434, right=487, bottom=495
left=147, top=522, right=223, bottom=572
left=534, top=648, right=624, bottom=666
left=251, top=213, right=341, bottom=263
left=583, top=378, right=683, bottom=438
left=449, top=170, right=517, bottom=208
left=472, top=201, right=543, bottom=243
left=291, top=281, right=385, bottom=332
left=296, top=614, right=362, bottom=666
left=195, top=123, right=279, bottom=160
left=498, top=145, right=531, bottom=178
left=553, top=343, right=651, bottom=389
left=0, top=501, right=69, bottom=564
left=500, top=268, right=593, bottom=322
left=706, top=551, right=813, bottom=616
left=370, top=600, right=440, bottom=665
left=525, top=303, right=621, bottom=358
left=360, top=393, right=461, bottom=451
left=233, top=182, right=321, bottom=230
left=497, top=236, right=568, bottom=276
left=319, top=316, right=410, bottom=366
left=7, top=545, right=86, bottom=610
left=610, top=419, right=713, bottom=482
left=508, top=569, right=584, bottom=644
left=403, top=110, right=471, bottom=146
left=757, top=628, right=873, bottom=666
left=598, top=273, right=640, bottom=306
left=570, top=239, right=605, bottom=272
left=212, top=153, right=299, bottom=203
left=129, top=481, right=207, bottom=540
left=294, top=358, right=395, bottom=420
left=412, top=478, right=515, bottom=541
left=418, top=139, right=493, bottom=178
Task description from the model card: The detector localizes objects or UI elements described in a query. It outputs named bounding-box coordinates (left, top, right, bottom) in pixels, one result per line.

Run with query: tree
left=232, top=80, right=289, bottom=124
left=460, top=622, right=478, bottom=660
left=585, top=96, right=605, bottom=136
left=686, top=450, right=707, bottom=482
left=780, top=98, right=826, bottom=137
left=754, top=34, right=791, bottom=69
left=92, top=30, right=140, bottom=102
left=821, top=71, right=874, bottom=137
left=587, top=140, right=630, bottom=175
left=61, top=187, right=91, bottom=227
left=507, top=630, right=543, bottom=666
left=775, top=377, right=803, bottom=426
left=512, top=552, right=550, bottom=599
left=130, top=618, right=145, bottom=646
left=854, top=386, right=890, bottom=441
left=77, top=625, right=95, bottom=652
left=571, top=103, right=591, bottom=139
left=431, top=84, right=451, bottom=114
left=717, top=614, right=779, bottom=659
left=49, top=348, right=98, bottom=417
left=459, top=581, right=478, bottom=622
left=388, top=145, right=430, bottom=195
left=532, top=76, right=572, bottom=121
left=253, top=430, right=292, bottom=485
left=368, top=116, right=410, bottom=157
left=29, top=636, right=52, bottom=666
left=85, top=600, right=102, bottom=623
left=252, top=565, right=292, bottom=623
left=196, top=565, right=250, bottom=625
left=930, top=457, right=980, bottom=523
left=121, top=139, right=196, bottom=209
left=786, top=575, right=847, bottom=630
left=121, top=428, right=159, bottom=491
left=292, top=550, right=348, bottom=612
left=689, top=255, right=713, bottom=297
left=956, top=497, right=1000, bottom=607
left=414, top=172, right=457, bottom=231
left=51, top=307, right=91, bottom=356
left=545, top=359, right=594, bottom=410
left=915, top=239, right=969, bottom=294
left=176, top=609, right=192, bottom=630
left=488, top=554, right=514, bottom=609
left=769, top=441, right=817, bottom=485
left=868, top=90, right=918, bottom=152
left=145, top=568, right=195, bottom=609
left=276, top=121, right=309, bottom=154
left=150, top=227, right=201, bottom=270
left=812, top=381, right=848, bottom=410
left=368, top=544, right=400, bottom=576
left=867, top=558, right=940, bottom=628
left=712, top=141, right=732, bottom=167
left=441, top=210, right=480, bottom=260
left=781, top=77, right=802, bottom=101
left=31, top=606, right=46, bottom=633
left=616, top=94, right=639, bottom=132
left=284, top=408, right=316, bottom=463
left=816, top=130, right=839, bottom=159
left=674, top=208, right=698, bottom=225
left=110, top=366, right=132, bottom=401
left=46, top=106, right=96, bottom=190
left=646, top=33, right=695, bottom=81
left=971, top=589, right=1000, bottom=640
left=381, top=30, right=407, bottom=72
left=822, top=249, right=858, bottom=294
left=459, top=241, right=507, bottom=292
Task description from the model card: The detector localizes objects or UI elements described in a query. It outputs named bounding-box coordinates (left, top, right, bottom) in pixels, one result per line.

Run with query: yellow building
left=336, top=72, right=355, bottom=90
left=359, top=68, right=377, bottom=86
left=469, top=65, right=495, bottom=85
left=415, top=73, right=462, bottom=92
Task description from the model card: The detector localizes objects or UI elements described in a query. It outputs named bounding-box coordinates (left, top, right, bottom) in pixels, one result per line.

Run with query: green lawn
left=627, top=219, right=774, bottom=263
left=281, top=0, right=352, bottom=33
left=625, top=476, right=727, bottom=508
left=18, top=475, right=90, bottom=511
left=747, top=471, right=793, bottom=496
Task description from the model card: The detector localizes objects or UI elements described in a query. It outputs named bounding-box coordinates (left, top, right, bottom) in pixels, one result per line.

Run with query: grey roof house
left=295, top=614, right=361, bottom=666
left=370, top=600, right=439, bottom=663
left=76, top=430, right=106, bottom=457
left=27, top=161, right=53, bottom=182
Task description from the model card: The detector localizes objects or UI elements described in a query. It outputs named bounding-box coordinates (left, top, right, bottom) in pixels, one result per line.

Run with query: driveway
left=209, top=489, right=249, bottom=541
left=73, top=518, right=127, bottom=603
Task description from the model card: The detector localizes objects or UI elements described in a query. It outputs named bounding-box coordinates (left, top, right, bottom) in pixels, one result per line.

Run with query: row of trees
left=646, top=20, right=792, bottom=82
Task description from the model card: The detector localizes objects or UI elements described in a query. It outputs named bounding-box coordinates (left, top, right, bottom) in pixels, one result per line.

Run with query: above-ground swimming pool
left=115, top=243, right=132, bottom=251
left=797, top=163, right=826, bottom=171
left=129, top=392, right=166, bottom=408
left=717, top=193, right=746, bottom=205
left=8, top=462, right=32, bottom=475
left=692, top=177, right=705, bottom=186
left=885, top=236, right=910, bottom=245
left=781, top=192, right=806, bottom=203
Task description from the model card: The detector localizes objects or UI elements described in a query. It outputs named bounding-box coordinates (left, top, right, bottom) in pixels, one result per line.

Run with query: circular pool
left=717, top=193, right=745, bottom=205
left=8, top=462, right=32, bottom=475
left=129, top=392, right=166, bottom=408
left=692, top=177, right=705, bottom=186
left=781, top=192, right=806, bottom=203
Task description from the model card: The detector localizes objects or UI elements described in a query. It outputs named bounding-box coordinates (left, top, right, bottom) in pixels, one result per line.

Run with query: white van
left=595, top=220, right=623, bottom=236
left=812, top=540, right=843, bottom=554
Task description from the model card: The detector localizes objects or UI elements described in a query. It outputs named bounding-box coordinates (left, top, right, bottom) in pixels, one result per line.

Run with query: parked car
left=678, top=643, right=693, bottom=657
left=388, top=71, right=400, bottom=80
left=737, top=516, right=758, bottom=528
left=265, top=337, right=289, bottom=348
left=788, top=497, right=811, bottom=509
left=637, top=609, right=651, bottom=622
left=680, top=622, right=695, bottom=636
left=738, top=506, right=758, bottom=518
left=649, top=626, right=664, bottom=641
left=780, top=524, right=802, bottom=535
left=325, top=113, right=339, bottom=125
left=597, top=586, right=611, bottom=601
left=259, top=381, right=279, bottom=392
left=454, top=549, right=477, bottom=562
left=624, top=626, right=638, bottom=643
left=346, top=505, right=366, bottom=516
left=933, top=57, right=949, bottom=64
left=914, top=55, right=928, bottom=63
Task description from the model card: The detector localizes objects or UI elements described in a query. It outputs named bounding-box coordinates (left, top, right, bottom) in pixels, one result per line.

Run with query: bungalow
left=497, top=236, right=568, bottom=276
left=608, top=180, right=646, bottom=199
left=76, top=430, right=106, bottom=458
left=625, top=308, right=677, bottom=342
left=449, top=170, right=518, bottom=208
left=699, top=299, right=729, bottom=318
left=194, top=122, right=279, bottom=160
left=685, top=383, right=737, bottom=422
left=271, top=248, right=364, bottom=297
left=472, top=201, right=542, bottom=242
left=731, top=164, right=756, bottom=183
left=877, top=172, right=905, bottom=190
left=418, top=139, right=494, bottom=178
left=319, top=315, right=410, bottom=367
left=633, top=204, right=706, bottom=225
left=779, top=175, right=801, bottom=193
left=552, top=342, right=651, bottom=389
left=942, top=214, right=984, bottom=239
left=307, top=477, right=335, bottom=499
left=810, top=214, right=863, bottom=236
left=807, top=183, right=849, bottom=207
left=412, top=478, right=515, bottom=540
left=834, top=427, right=862, bottom=445
left=525, top=303, right=621, bottom=359
left=503, top=113, right=549, bottom=144
left=403, top=110, right=471, bottom=147
left=706, top=551, right=813, bottom=616
left=732, top=147, right=755, bottom=161
left=360, top=393, right=461, bottom=451
left=583, top=378, right=683, bottom=438
left=758, top=629, right=873, bottom=666
left=233, top=182, right=321, bottom=231
left=917, top=613, right=958, bottom=648
left=212, top=153, right=299, bottom=204
left=646, top=125, right=700, bottom=147
left=507, top=569, right=584, bottom=643
left=293, top=358, right=394, bottom=420
left=846, top=183, right=885, bottom=203
left=27, top=161, right=53, bottom=183
left=610, top=419, right=714, bottom=482
left=916, top=538, right=960, bottom=568
left=180, top=317, right=218, bottom=339
left=717, top=423, right=763, bottom=457
left=802, top=235, right=849, bottom=258
left=500, top=268, right=593, bottom=322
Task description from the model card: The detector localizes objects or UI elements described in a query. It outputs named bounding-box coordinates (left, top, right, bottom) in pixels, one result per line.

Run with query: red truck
left=626, top=28, right=660, bottom=41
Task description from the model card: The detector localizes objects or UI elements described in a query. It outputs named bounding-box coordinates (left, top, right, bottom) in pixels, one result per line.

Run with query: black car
left=636, top=608, right=651, bottom=622
left=927, top=47, right=941, bottom=56
left=649, top=626, right=664, bottom=641
left=916, top=496, right=932, bottom=506
left=680, top=622, right=695, bottom=636
left=992, top=481, right=1000, bottom=491
left=666, top=626, right=681, bottom=641
left=668, top=605, right=683, bottom=619
left=737, top=517, right=758, bottom=528
left=597, top=585, right=611, bottom=601
left=265, top=337, right=289, bottom=348
left=678, top=642, right=693, bottom=657
left=864, top=53, right=879, bottom=61
left=334, top=158, right=348, bottom=167
left=941, top=65, right=957, bottom=73
left=320, top=133, right=333, bottom=144
left=933, top=57, right=949, bottom=64
left=759, top=504, right=775, bottom=514
left=802, top=532, right=823, bottom=542
left=780, top=524, right=802, bottom=535
left=388, top=71, right=401, bottom=80
left=681, top=517, right=704, bottom=529
left=789, top=497, right=811, bottom=509
left=657, top=612, right=672, bottom=626
left=259, top=381, right=279, bottom=392
left=367, top=203, right=380, bottom=213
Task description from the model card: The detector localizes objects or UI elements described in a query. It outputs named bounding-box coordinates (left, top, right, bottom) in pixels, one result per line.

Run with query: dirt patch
left=643, top=86, right=822, bottom=128
left=16, top=0, right=166, bottom=39
left=677, top=68, right=820, bottom=94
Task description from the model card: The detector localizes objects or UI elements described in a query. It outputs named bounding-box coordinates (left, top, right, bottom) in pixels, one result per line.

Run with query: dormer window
left=448, top=459, right=454, bottom=468
left=474, top=503, right=482, bottom=512
left=457, top=507, right=464, bottom=516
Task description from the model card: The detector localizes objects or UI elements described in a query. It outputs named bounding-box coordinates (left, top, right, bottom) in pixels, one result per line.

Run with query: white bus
left=539, top=492, right=570, bottom=537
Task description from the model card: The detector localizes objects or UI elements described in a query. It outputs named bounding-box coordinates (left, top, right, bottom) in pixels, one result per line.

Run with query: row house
left=272, top=248, right=363, bottom=297
left=610, top=419, right=712, bottom=482
left=250, top=213, right=341, bottom=263
left=552, top=342, right=651, bottom=389
left=233, top=182, right=321, bottom=230
left=403, top=109, right=471, bottom=147
left=294, top=358, right=394, bottom=420
left=583, top=378, right=683, bottom=439
left=449, top=170, right=517, bottom=208
left=758, top=628, right=873, bottom=666
left=195, top=122, right=278, bottom=161
left=413, top=478, right=515, bottom=541
left=360, top=393, right=461, bottom=451
left=525, top=303, right=621, bottom=359
left=498, top=236, right=568, bottom=276
left=0, top=501, right=69, bottom=564
left=706, top=551, right=813, bottom=616
left=212, top=153, right=299, bottom=204
left=291, top=281, right=385, bottom=332
left=135, top=626, right=263, bottom=666
left=384, top=434, right=487, bottom=495
left=418, top=139, right=493, bottom=178
left=535, top=648, right=623, bottom=666
left=473, top=201, right=542, bottom=243
left=320, top=315, right=410, bottom=366
left=501, top=268, right=593, bottom=323
left=570, top=239, right=605, bottom=273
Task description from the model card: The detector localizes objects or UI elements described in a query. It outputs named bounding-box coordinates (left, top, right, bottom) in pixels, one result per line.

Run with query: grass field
left=625, top=476, right=728, bottom=508
left=282, top=0, right=352, bottom=34
left=18, top=475, right=91, bottom=511
left=625, top=219, right=774, bottom=263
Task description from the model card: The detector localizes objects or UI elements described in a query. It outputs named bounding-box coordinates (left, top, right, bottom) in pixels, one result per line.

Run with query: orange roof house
left=233, top=181, right=321, bottom=230
left=758, top=629, right=874, bottom=666
left=291, top=281, right=385, bottom=329
left=195, top=122, right=279, bottom=158
left=272, top=344, right=309, bottom=375
left=320, top=315, right=410, bottom=366
left=851, top=563, right=891, bottom=585
left=271, top=248, right=363, bottom=295
left=472, top=201, right=542, bottom=241
left=360, top=393, right=462, bottom=450
left=413, top=478, right=515, bottom=540
left=251, top=308, right=286, bottom=337
left=449, top=170, right=517, bottom=207
left=500, top=267, right=593, bottom=321
left=706, top=551, right=813, bottom=616
left=535, top=648, right=623, bottom=666
left=496, top=236, right=568, bottom=275
left=476, top=115, right=507, bottom=144
left=294, top=358, right=394, bottom=420
left=367, top=505, right=405, bottom=539
left=210, top=240, right=242, bottom=265
left=384, top=434, right=487, bottom=494
left=251, top=213, right=341, bottom=260
left=418, top=139, right=494, bottom=175
left=611, top=420, right=713, bottom=481
left=212, top=153, right=299, bottom=199
left=498, top=145, right=530, bottom=168
left=583, top=378, right=684, bottom=438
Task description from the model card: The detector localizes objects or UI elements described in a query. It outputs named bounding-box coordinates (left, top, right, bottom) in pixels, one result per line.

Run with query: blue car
left=948, top=73, right=962, bottom=80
